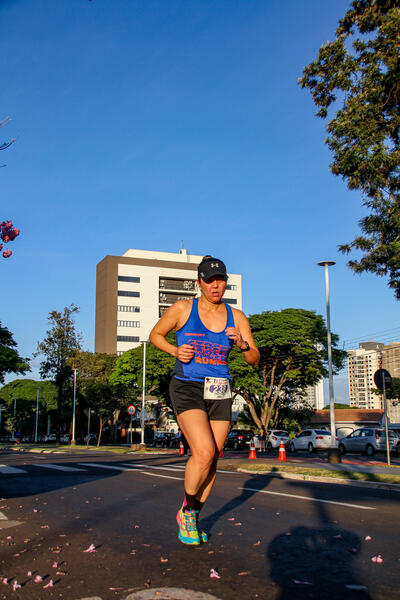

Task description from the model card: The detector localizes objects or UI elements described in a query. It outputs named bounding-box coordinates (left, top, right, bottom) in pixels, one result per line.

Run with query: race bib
left=204, top=377, right=231, bottom=400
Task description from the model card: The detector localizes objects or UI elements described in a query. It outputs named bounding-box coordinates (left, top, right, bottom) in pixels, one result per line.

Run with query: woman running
left=149, top=256, right=259, bottom=545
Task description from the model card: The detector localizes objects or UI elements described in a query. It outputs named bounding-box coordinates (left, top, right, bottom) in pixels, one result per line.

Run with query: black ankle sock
left=195, top=499, right=205, bottom=512
left=184, top=491, right=197, bottom=511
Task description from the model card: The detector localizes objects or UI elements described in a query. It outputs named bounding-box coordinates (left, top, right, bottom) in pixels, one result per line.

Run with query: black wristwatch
left=240, top=341, right=250, bottom=352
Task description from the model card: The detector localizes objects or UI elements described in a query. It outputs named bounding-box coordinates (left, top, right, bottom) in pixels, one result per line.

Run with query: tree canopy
left=299, top=1, right=400, bottom=298
left=0, top=378, right=57, bottom=410
left=0, top=322, right=30, bottom=384
left=35, top=304, right=82, bottom=439
left=229, top=309, right=346, bottom=432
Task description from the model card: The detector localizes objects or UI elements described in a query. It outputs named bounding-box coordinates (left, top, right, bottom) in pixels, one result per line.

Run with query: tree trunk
left=56, top=382, right=63, bottom=444
left=97, top=416, right=103, bottom=448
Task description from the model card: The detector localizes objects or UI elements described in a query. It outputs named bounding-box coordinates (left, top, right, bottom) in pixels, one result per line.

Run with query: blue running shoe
left=195, top=509, right=209, bottom=543
left=176, top=507, right=200, bottom=545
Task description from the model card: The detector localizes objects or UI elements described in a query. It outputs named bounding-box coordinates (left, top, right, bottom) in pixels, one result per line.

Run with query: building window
left=118, top=276, right=140, bottom=283
left=118, top=305, right=140, bottom=313
left=159, top=306, right=169, bottom=317
left=118, top=291, right=140, bottom=298
left=159, top=277, right=196, bottom=292
left=224, top=298, right=237, bottom=304
left=117, top=336, right=140, bottom=342
left=226, top=284, right=237, bottom=291
left=117, top=320, right=140, bottom=327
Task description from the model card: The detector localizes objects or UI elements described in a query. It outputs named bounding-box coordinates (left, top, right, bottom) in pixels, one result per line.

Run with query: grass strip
left=221, top=462, right=400, bottom=485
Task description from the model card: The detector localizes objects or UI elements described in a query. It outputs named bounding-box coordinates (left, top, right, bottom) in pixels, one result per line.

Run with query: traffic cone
left=179, top=441, right=184, bottom=456
left=219, top=447, right=224, bottom=458
left=278, top=439, right=286, bottom=462
left=248, top=439, right=256, bottom=460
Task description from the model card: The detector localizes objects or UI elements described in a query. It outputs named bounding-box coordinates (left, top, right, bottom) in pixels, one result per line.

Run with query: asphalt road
left=0, top=450, right=399, bottom=600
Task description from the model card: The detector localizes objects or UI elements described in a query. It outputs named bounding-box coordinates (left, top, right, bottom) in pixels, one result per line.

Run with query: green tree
left=70, top=351, right=119, bottom=443
left=111, top=335, right=176, bottom=405
left=34, top=305, right=82, bottom=441
left=299, top=1, right=400, bottom=298
left=322, top=402, right=351, bottom=409
left=229, top=309, right=346, bottom=432
left=0, top=322, right=30, bottom=384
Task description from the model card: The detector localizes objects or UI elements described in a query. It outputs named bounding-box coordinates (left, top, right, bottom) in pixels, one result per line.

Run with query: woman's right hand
left=176, top=343, right=195, bottom=363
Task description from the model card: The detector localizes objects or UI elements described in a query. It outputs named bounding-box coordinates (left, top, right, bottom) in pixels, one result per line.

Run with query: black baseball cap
left=197, top=256, right=228, bottom=282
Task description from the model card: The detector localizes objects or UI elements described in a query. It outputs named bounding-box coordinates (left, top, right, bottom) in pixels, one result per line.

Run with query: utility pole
left=141, top=341, right=147, bottom=446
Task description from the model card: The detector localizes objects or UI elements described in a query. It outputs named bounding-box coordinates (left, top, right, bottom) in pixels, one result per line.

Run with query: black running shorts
left=169, top=377, right=232, bottom=421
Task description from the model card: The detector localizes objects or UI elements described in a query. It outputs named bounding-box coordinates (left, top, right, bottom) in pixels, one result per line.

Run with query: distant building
left=311, top=409, right=384, bottom=438
left=348, top=342, right=384, bottom=410
left=348, top=340, right=400, bottom=412
left=303, top=380, right=325, bottom=410
left=95, top=248, right=242, bottom=355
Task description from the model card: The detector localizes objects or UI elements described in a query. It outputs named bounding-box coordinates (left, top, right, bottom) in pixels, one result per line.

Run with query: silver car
left=289, top=429, right=334, bottom=453
left=339, top=428, right=400, bottom=457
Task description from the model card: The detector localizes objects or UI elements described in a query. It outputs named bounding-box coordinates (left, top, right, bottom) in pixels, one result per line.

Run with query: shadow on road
left=267, top=478, right=374, bottom=600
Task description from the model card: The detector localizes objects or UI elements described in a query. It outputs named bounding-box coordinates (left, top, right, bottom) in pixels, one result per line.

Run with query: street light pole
left=71, top=368, right=77, bottom=445
left=35, top=387, right=39, bottom=443
left=317, top=260, right=340, bottom=463
left=140, top=341, right=147, bottom=446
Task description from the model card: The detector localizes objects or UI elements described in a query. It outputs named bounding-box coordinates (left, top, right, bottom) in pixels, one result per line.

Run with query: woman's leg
left=195, top=419, right=230, bottom=504
left=177, top=409, right=217, bottom=497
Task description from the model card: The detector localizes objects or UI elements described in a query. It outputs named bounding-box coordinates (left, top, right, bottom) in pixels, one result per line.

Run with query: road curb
left=235, top=468, right=400, bottom=491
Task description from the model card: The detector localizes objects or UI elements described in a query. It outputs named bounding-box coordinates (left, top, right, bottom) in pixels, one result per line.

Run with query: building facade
left=303, top=380, right=325, bottom=410
left=95, top=248, right=242, bottom=355
left=348, top=342, right=383, bottom=409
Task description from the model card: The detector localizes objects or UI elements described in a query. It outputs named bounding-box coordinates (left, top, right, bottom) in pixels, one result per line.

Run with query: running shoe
left=195, top=510, right=209, bottom=543
left=176, top=507, right=200, bottom=545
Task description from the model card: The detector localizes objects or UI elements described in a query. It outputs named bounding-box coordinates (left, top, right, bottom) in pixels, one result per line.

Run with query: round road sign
left=373, top=369, right=392, bottom=391
left=127, top=405, right=136, bottom=416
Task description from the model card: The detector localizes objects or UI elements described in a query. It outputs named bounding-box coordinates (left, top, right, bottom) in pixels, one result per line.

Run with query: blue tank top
left=173, top=298, right=235, bottom=382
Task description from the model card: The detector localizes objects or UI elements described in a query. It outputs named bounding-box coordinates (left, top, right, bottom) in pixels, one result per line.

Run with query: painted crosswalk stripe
left=139, top=471, right=183, bottom=481
left=77, top=463, right=134, bottom=471
left=0, top=465, right=27, bottom=474
left=121, top=463, right=185, bottom=473
left=240, top=487, right=375, bottom=510
left=33, top=463, right=86, bottom=472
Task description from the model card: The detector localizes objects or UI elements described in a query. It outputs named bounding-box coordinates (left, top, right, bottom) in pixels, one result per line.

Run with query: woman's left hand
left=225, top=326, right=245, bottom=349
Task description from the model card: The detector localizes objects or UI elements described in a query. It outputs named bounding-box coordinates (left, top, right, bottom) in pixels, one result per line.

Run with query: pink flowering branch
left=0, top=220, right=20, bottom=258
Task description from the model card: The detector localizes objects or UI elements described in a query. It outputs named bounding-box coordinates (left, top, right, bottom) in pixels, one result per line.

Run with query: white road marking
left=121, top=463, right=185, bottom=473
left=0, top=512, right=7, bottom=520
left=33, top=463, right=86, bottom=472
left=77, top=463, right=133, bottom=471
left=139, top=471, right=183, bottom=481
left=240, top=487, right=375, bottom=510
left=0, top=465, right=27, bottom=474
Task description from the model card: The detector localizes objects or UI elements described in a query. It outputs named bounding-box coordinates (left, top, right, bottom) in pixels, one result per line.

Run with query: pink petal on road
left=227, top=518, right=235, bottom=521
left=253, top=541, right=261, bottom=546
left=33, top=509, right=38, bottom=513
left=365, top=536, right=372, bottom=541
left=52, top=562, right=58, bottom=569
left=208, top=551, right=214, bottom=554
left=34, top=575, right=43, bottom=583
left=293, top=580, right=312, bottom=585
left=275, top=512, right=280, bottom=516
left=234, top=522, right=242, bottom=526
left=27, top=572, right=32, bottom=577
left=210, top=569, right=220, bottom=579
left=371, top=555, right=383, bottom=563
left=2, top=578, right=8, bottom=585
left=238, top=571, right=250, bottom=576
left=160, top=558, right=168, bottom=563
left=40, top=525, right=49, bottom=529
left=333, top=534, right=343, bottom=539
left=12, top=581, right=21, bottom=591
left=83, top=544, right=97, bottom=553
left=349, top=547, right=359, bottom=553
left=43, top=579, right=54, bottom=588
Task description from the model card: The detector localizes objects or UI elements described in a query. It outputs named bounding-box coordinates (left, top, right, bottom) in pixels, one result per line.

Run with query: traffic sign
left=374, top=369, right=392, bottom=391
left=127, top=405, right=136, bottom=416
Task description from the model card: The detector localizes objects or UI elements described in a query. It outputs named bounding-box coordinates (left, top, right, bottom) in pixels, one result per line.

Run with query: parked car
left=60, top=434, right=70, bottom=443
left=43, top=434, right=57, bottom=443
left=152, top=432, right=174, bottom=448
left=225, top=429, right=254, bottom=450
left=339, top=428, right=400, bottom=457
left=84, top=433, right=97, bottom=445
left=289, top=429, right=334, bottom=453
left=267, top=430, right=290, bottom=451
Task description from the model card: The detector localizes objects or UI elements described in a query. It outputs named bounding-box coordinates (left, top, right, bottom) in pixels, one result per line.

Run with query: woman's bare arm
left=226, top=309, right=260, bottom=366
left=149, top=300, right=194, bottom=363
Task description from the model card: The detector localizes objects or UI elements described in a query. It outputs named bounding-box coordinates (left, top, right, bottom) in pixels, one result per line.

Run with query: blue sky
left=1, top=0, right=399, bottom=401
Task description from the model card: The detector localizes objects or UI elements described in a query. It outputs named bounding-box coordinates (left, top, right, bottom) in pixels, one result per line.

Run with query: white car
left=267, top=430, right=290, bottom=451
left=289, top=429, right=335, bottom=453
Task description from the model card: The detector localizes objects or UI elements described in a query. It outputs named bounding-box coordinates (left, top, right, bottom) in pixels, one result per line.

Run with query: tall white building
left=348, top=342, right=383, bottom=410
left=304, top=380, right=325, bottom=410
left=95, top=248, right=242, bottom=355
